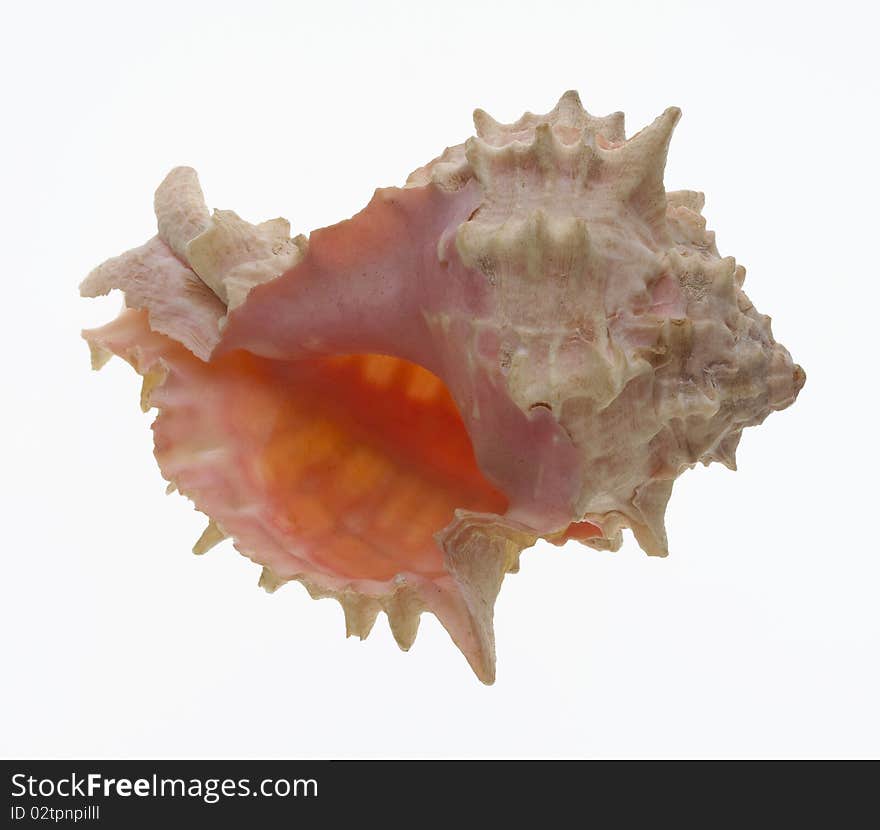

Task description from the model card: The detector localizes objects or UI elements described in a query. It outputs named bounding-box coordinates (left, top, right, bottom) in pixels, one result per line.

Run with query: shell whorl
left=460, top=96, right=680, bottom=243
left=449, top=94, right=686, bottom=416
left=438, top=92, right=803, bottom=553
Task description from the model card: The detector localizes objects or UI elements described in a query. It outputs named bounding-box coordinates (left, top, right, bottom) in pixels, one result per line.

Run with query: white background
left=2, top=0, right=878, bottom=759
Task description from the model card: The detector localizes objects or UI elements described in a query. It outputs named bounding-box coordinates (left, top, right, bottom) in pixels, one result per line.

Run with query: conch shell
left=81, top=91, right=804, bottom=683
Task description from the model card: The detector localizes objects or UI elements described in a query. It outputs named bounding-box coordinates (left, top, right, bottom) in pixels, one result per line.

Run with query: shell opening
left=86, top=308, right=508, bottom=587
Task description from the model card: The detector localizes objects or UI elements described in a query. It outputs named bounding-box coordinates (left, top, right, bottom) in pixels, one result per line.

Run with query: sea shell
left=81, top=91, right=804, bottom=683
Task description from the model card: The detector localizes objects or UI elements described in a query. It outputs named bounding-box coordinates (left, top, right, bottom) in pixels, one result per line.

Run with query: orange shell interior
left=96, top=310, right=508, bottom=585
left=254, top=352, right=510, bottom=580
